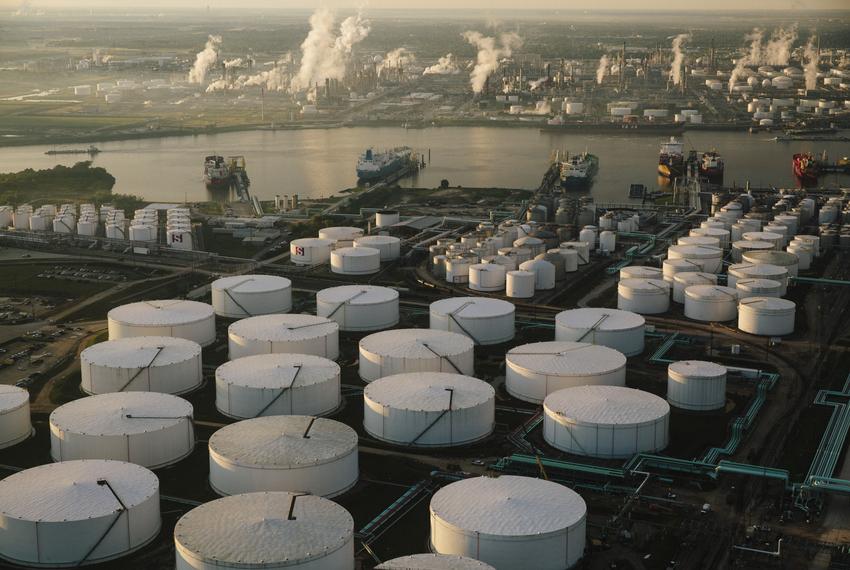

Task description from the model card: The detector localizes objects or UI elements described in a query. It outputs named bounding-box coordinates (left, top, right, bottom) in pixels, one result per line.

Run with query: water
left=0, top=127, right=847, bottom=203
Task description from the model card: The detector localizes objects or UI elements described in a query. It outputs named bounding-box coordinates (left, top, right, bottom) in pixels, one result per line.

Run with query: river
left=0, top=127, right=847, bottom=203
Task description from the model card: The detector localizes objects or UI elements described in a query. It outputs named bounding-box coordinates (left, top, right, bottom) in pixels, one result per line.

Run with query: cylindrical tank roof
left=365, top=372, right=494, bottom=412
left=108, top=300, right=213, bottom=326
left=545, top=385, right=669, bottom=426
left=377, top=554, right=494, bottom=569
left=228, top=314, right=339, bottom=360
left=316, top=284, right=398, bottom=305
left=358, top=328, right=475, bottom=381
left=668, top=360, right=727, bottom=380
left=507, top=341, right=627, bottom=378
left=211, top=275, right=292, bottom=318
left=430, top=297, right=514, bottom=319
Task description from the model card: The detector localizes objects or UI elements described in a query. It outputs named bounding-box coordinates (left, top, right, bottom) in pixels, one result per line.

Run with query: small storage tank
left=662, top=258, right=704, bottom=282
left=76, top=220, right=97, bottom=236
left=208, top=415, right=358, bottom=498
left=211, top=275, right=293, bottom=318
left=167, top=229, right=193, bottom=250
left=215, top=353, right=340, bottom=419
left=513, top=236, right=545, bottom=256
left=684, top=285, right=739, bottom=322
left=430, top=297, right=515, bottom=345
left=0, top=460, right=160, bottom=567
left=728, top=263, right=789, bottom=293
left=106, top=223, right=127, bottom=239
left=129, top=224, right=155, bottom=242
left=506, top=270, right=535, bottom=298
left=375, top=210, right=400, bottom=228
left=331, top=246, right=381, bottom=275
left=794, top=234, right=820, bottom=256
left=667, top=244, right=723, bottom=273
left=553, top=248, right=579, bottom=272
left=667, top=360, right=727, bottom=411
left=482, top=254, right=517, bottom=271
left=81, top=336, right=202, bottom=395
left=429, top=475, right=586, bottom=570
left=738, top=297, right=796, bottom=336
left=228, top=314, right=339, bottom=360
left=108, top=300, right=216, bottom=347
left=732, top=239, right=774, bottom=262
left=672, top=272, right=718, bottom=304
left=617, top=278, right=670, bottom=314
left=560, top=241, right=590, bottom=264
left=690, top=227, right=730, bottom=248
left=358, top=329, right=474, bottom=382
left=0, top=385, right=32, bottom=449
left=555, top=308, right=645, bottom=356
left=735, top=278, right=783, bottom=301
left=354, top=235, right=401, bottom=261
left=536, top=252, right=566, bottom=281
left=519, top=259, right=556, bottom=290
left=742, top=250, right=799, bottom=277
left=174, top=492, right=353, bottom=570
left=599, top=230, right=616, bottom=252
left=363, top=372, right=495, bottom=447
left=446, top=257, right=473, bottom=284
left=469, top=263, right=507, bottom=291
left=290, top=237, right=334, bottom=266
left=579, top=226, right=597, bottom=248
left=543, top=385, right=669, bottom=458
left=743, top=231, right=782, bottom=249
left=506, top=341, right=627, bottom=404
left=678, top=235, right=721, bottom=248
left=377, top=554, right=494, bottom=569
left=786, top=241, right=812, bottom=271
left=619, top=265, right=664, bottom=280
left=318, top=226, right=364, bottom=248
left=49, top=392, right=194, bottom=468
left=316, top=285, right=399, bottom=331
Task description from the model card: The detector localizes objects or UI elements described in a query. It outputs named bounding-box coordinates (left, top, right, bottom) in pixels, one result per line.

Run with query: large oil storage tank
left=555, top=308, right=645, bottom=356
left=518, top=259, right=555, bottom=290
left=174, top=492, right=354, bottom=570
left=211, top=275, right=292, bottom=318
left=735, top=278, right=783, bottom=301
left=617, top=278, right=670, bottom=314
left=742, top=250, right=799, bottom=277
left=667, top=360, right=727, bottom=411
left=50, top=392, right=194, bottom=468
left=684, top=285, right=739, bottom=322
left=543, top=385, right=669, bottom=458
left=316, top=285, right=399, bottom=331
left=619, top=266, right=663, bottom=280
left=738, top=297, right=796, bottom=335
left=430, top=475, right=586, bottom=570
left=0, top=385, right=32, bottom=450
left=506, top=341, right=627, bottom=404
left=319, top=226, right=364, bottom=248
left=208, top=416, right=358, bottom=498
left=363, top=372, right=495, bottom=447
left=678, top=235, right=721, bottom=248
left=690, top=227, right=730, bottom=248
left=108, top=300, right=216, bottom=347
left=0, top=460, right=160, bottom=567
left=290, top=237, right=333, bottom=266
left=731, top=239, right=774, bottom=262
left=672, top=272, right=717, bottom=304
left=469, top=263, right=507, bottom=292
left=430, top=297, right=515, bottom=345
left=215, top=353, right=340, bottom=419
left=375, top=210, right=400, bottom=228
left=358, top=328, right=475, bottom=382
left=743, top=231, right=782, bottom=249
left=662, top=258, right=704, bottom=282
left=667, top=244, right=723, bottom=273
left=728, top=262, right=789, bottom=293
left=331, top=246, right=381, bottom=275
left=80, top=336, right=202, bottom=395
left=228, top=314, right=339, bottom=360
left=377, top=554, right=494, bottom=569
left=353, top=235, right=401, bottom=261
left=506, top=270, right=535, bottom=298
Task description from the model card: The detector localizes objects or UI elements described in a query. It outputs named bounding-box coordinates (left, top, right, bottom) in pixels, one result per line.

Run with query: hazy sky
left=4, top=0, right=850, bottom=11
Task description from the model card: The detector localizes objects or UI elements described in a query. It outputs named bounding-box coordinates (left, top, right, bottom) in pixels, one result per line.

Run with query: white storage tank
left=174, top=492, right=354, bottom=570
left=215, top=353, right=340, bottom=419
left=430, top=475, right=586, bottom=570
left=518, top=259, right=556, bottom=290
left=662, top=258, right=704, bottom=283
left=742, top=250, right=799, bottom=277
left=363, top=372, right=495, bottom=447
left=506, top=341, right=627, bottom=404
left=786, top=241, right=812, bottom=271
left=469, top=263, right=507, bottom=292
left=167, top=229, right=193, bottom=250
left=684, top=285, right=739, bottom=322
left=76, top=220, right=97, bottom=236
left=129, top=224, right=155, bottom=242
left=359, top=329, right=475, bottom=382
left=377, top=554, right=494, bottom=569
left=735, top=278, right=783, bottom=301
left=672, top=272, right=718, bottom=304
left=0, top=385, right=32, bottom=449
left=506, top=270, right=535, bottom=298
left=107, top=300, right=216, bottom=347
left=482, top=254, right=517, bottom=271
left=553, top=248, right=579, bottom=272
left=81, top=336, right=202, bottom=395
left=667, top=360, right=727, bottom=411
left=106, top=223, right=127, bottom=239
left=617, top=278, right=670, bottom=314
left=690, top=227, right=730, bottom=248
left=316, top=285, right=399, bottom=331
left=599, top=230, right=616, bottom=252
left=667, top=244, right=723, bottom=273
left=543, top=385, right=669, bottom=458
left=446, top=257, right=473, bottom=284
left=560, top=241, right=590, bottom=264
left=331, top=246, right=381, bottom=275
left=0, top=460, right=160, bottom=567
left=794, top=234, right=820, bottom=256
left=619, top=265, right=663, bottom=280
left=738, top=297, right=796, bottom=336
left=728, top=263, right=789, bottom=294
left=208, top=415, right=357, bottom=498
left=319, top=226, right=364, bottom=247
left=743, top=231, right=782, bottom=249
left=678, top=235, right=721, bottom=248
left=555, top=308, right=645, bottom=356
left=375, top=210, right=400, bottom=228
left=211, top=275, right=293, bottom=318
left=354, top=235, right=401, bottom=261
left=290, top=237, right=333, bottom=266
left=732, top=239, right=774, bottom=262
left=50, top=392, right=194, bottom=468
left=430, top=297, right=515, bottom=345
left=228, top=314, right=339, bottom=360
left=579, top=226, right=597, bottom=248
left=513, top=236, right=545, bottom=256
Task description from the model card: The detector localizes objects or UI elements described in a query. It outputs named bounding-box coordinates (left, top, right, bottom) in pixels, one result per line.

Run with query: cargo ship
left=793, top=152, right=819, bottom=188
left=559, top=151, right=598, bottom=189
left=356, top=147, right=412, bottom=183
left=45, top=145, right=100, bottom=156
left=698, top=150, right=725, bottom=185
left=658, top=137, right=685, bottom=179
left=203, top=155, right=231, bottom=189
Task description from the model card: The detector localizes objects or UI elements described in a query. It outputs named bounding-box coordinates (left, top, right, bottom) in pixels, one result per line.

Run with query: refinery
left=0, top=5, right=849, bottom=570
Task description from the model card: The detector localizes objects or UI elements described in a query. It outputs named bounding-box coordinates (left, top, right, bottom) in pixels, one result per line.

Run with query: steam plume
left=595, top=55, right=609, bottom=85
left=669, top=33, right=689, bottom=86
left=729, top=28, right=763, bottom=93
left=803, top=36, right=818, bottom=91
left=223, top=58, right=243, bottom=69
left=764, top=25, right=797, bottom=66
left=423, top=54, right=460, bottom=75
left=189, top=35, right=222, bottom=84
left=377, top=48, right=415, bottom=77
left=463, top=30, right=523, bottom=94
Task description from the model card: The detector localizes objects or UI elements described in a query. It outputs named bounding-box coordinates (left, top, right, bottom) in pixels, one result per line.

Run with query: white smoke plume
left=528, top=77, right=547, bottom=91
left=764, top=25, right=798, bottom=66
left=595, top=54, right=609, bottom=85
left=803, top=36, right=818, bottom=91
left=729, top=28, right=763, bottom=93
left=669, top=33, right=690, bottom=86
left=462, top=30, right=523, bottom=94
left=223, top=58, right=243, bottom=69
left=188, top=35, right=222, bottom=84
left=423, top=53, right=461, bottom=75
left=377, top=48, right=415, bottom=77
left=290, top=8, right=370, bottom=93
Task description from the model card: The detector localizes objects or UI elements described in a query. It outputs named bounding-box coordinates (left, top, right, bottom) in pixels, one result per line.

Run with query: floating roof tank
left=555, top=308, right=645, bottom=356
left=667, top=360, right=727, bottom=411
left=684, top=285, right=739, bottom=322
left=0, top=385, right=32, bottom=450
left=619, top=265, right=663, bottom=281
left=738, top=297, right=796, bottom=336
left=377, top=554, right=494, bottom=569
left=107, top=300, right=216, bottom=347
left=429, top=297, right=515, bottom=345
left=211, top=275, right=292, bottom=318
left=358, top=328, right=474, bottom=382
left=228, top=314, right=339, bottom=360
left=316, top=285, right=399, bottom=331
left=617, top=278, right=670, bottom=314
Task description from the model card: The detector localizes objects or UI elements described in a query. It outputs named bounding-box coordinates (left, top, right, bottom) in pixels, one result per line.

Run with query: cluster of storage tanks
left=290, top=225, right=402, bottom=274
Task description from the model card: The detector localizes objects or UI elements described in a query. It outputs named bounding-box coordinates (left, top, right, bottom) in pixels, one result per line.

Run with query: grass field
left=0, top=264, right=114, bottom=298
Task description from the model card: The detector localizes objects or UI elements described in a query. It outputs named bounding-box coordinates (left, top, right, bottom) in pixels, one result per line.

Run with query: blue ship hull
left=357, top=158, right=406, bottom=182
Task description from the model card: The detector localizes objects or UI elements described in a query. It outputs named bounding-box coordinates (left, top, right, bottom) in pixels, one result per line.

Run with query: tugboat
left=698, top=150, right=725, bottom=185
left=793, top=152, right=819, bottom=188
left=559, top=151, right=599, bottom=189
left=658, top=137, right=685, bottom=179
left=203, top=155, right=232, bottom=189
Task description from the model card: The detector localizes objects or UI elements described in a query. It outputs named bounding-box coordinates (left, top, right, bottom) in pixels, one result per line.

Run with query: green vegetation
left=339, top=185, right=533, bottom=214
left=0, top=263, right=113, bottom=297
